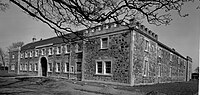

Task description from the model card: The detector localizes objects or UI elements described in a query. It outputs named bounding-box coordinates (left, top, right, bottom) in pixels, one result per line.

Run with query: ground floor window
left=20, top=64, right=22, bottom=71
left=143, top=59, right=149, bottom=76
left=11, top=64, right=15, bottom=70
left=70, top=66, right=74, bottom=73
left=34, top=63, right=38, bottom=71
left=56, top=63, right=61, bottom=72
left=48, top=63, right=53, bottom=72
left=96, top=60, right=112, bottom=75
left=64, top=63, right=69, bottom=72
left=158, top=63, right=162, bottom=77
left=29, top=64, right=32, bottom=71
left=76, top=62, right=82, bottom=72
left=24, top=64, right=27, bottom=71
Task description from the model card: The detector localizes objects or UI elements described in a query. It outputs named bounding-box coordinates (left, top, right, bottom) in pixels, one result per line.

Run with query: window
left=35, top=49, right=39, bottom=57
left=145, top=39, right=149, bottom=52
left=24, top=64, right=27, bottom=71
left=76, top=62, right=82, bottom=72
left=98, top=27, right=101, bottom=31
left=105, top=25, right=109, bottom=29
left=56, top=63, right=61, bottom=72
left=113, top=23, right=117, bottom=27
left=20, top=53, right=23, bottom=58
left=34, top=63, right=38, bottom=71
left=12, top=55, right=15, bottom=59
left=100, top=37, right=109, bottom=49
left=143, top=59, right=149, bottom=76
left=65, top=44, right=70, bottom=53
left=170, top=53, right=173, bottom=61
left=11, top=64, right=15, bottom=70
left=30, top=51, right=33, bottom=57
left=29, top=64, right=32, bottom=71
left=48, top=63, right=53, bottom=72
left=25, top=52, right=28, bottom=58
left=48, top=47, right=53, bottom=55
left=96, top=60, right=112, bottom=75
left=64, top=63, right=69, bottom=72
left=158, top=48, right=162, bottom=58
left=76, top=43, right=82, bottom=52
left=20, top=64, right=22, bottom=70
left=41, top=48, right=45, bottom=55
left=56, top=46, right=62, bottom=54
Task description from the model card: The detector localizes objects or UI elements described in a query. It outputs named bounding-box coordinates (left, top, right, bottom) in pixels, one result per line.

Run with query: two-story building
left=9, top=19, right=192, bottom=86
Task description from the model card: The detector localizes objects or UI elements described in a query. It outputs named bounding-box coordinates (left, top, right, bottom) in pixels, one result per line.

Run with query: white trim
left=35, top=49, right=39, bottom=57
left=100, top=37, right=109, bottom=49
left=56, top=62, right=61, bottom=72
left=48, top=63, right=53, bottom=72
left=41, top=48, right=46, bottom=55
left=56, top=46, right=62, bottom=54
left=65, top=44, right=70, bottom=54
left=48, top=47, right=53, bottom=55
left=95, top=60, right=112, bottom=75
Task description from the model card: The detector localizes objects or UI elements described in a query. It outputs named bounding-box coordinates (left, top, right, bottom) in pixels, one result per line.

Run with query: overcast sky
left=0, top=1, right=199, bottom=72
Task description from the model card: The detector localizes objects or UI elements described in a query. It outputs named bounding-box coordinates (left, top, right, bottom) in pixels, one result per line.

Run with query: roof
left=21, top=31, right=83, bottom=50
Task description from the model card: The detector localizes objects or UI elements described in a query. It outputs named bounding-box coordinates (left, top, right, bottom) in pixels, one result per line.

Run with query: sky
left=0, top=1, right=199, bottom=72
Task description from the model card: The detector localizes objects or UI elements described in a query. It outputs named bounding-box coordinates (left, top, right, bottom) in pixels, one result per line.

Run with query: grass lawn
left=117, top=80, right=199, bottom=95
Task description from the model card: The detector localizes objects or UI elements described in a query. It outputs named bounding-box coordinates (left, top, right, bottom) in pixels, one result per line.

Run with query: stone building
left=8, top=20, right=192, bottom=86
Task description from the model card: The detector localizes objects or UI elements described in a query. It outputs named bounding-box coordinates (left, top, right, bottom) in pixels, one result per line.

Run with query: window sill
left=100, top=48, right=108, bottom=50
left=94, top=73, right=112, bottom=76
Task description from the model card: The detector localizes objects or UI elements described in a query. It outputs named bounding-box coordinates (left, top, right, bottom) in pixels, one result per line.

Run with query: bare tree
left=9, top=0, right=195, bottom=41
left=0, top=48, right=6, bottom=70
left=0, top=0, right=8, bottom=12
left=7, top=42, right=24, bottom=51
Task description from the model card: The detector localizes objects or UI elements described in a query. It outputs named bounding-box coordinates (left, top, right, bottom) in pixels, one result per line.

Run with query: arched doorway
left=40, top=57, right=47, bottom=76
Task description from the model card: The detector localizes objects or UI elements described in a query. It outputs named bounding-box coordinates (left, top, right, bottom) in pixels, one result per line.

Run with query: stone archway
left=40, top=57, right=47, bottom=76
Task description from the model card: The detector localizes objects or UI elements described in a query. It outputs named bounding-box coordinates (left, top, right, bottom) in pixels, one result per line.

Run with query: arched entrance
left=40, top=57, right=47, bottom=76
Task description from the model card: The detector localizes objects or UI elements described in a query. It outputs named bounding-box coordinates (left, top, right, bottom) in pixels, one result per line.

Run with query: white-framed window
left=145, top=39, right=149, bottom=52
left=30, top=51, right=33, bottom=57
left=34, top=63, right=38, bottom=71
left=100, top=37, right=109, bottom=49
left=105, top=24, right=109, bottom=29
left=113, top=23, right=117, bottom=27
left=25, top=52, right=28, bottom=58
left=64, top=62, right=70, bottom=72
left=98, top=26, right=101, bottom=31
left=158, top=47, right=162, bottom=58
left=48, top=47, right=53, bottom=55
left=29, top=64, right=32, bottom=71
left=20, top=53, right=23, bottom=58
left=11, top=64, right=15, bottom=70
left=76, top=42, right=82, bottom=52
left=41, top=48, right=46, bottom=55
left=143, top=58, right=149, bottom=76
left=12, top=55, right=15, bottom=59
left=35, top=49, right=39, bottom=57
left=65, top=44, right=70, bottom=53
left=76, top=62, right=82, bottom=72
left=96, top=60, right=112, bottom=75
left=20, top=64, right=22, bottom=70
left=170, top=53, right=173, bottom=61
left=56, top=63, right=61, bottom=72
left=56, top=46, right=62, bottom=54
left=48, top=63, right=53, bottom=72
left=91, top=29, right=95, bottom=33
left=24, top=64, right=27, bottom=71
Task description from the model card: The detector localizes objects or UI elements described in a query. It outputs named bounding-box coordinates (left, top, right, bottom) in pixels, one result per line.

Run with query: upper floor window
left=41, top=48, right=45, bottom=55
left=20, top=53, right=23, bottom=58
left=105, top=25, right=109, bottom=29
left=48, top=47, right=53, bottom=55
left=145, top=39, right=149, bottom=52
left=34, top=63, right=38, bottom=71
left=100, top=37, right=109, bottom=49
left=158, top=48, right=162, bottom=58
left=56, top=46, right=62, bottom=54
left=12, top=55, right=15, bottom=59
left=96, top=60, right=112, bottom=75
left=30, top=51, right=33, bottom=57
left=170, top=53, right=173, bottom=61
left=25, top=52, right=28, bottom=58
left=65, top=44, right=70, bottom=53
left=35, top=49, right=39, bottom=57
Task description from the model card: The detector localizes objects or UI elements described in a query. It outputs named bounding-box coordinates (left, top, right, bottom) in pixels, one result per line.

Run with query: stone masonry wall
left=84, top=31, right=131, bottom=84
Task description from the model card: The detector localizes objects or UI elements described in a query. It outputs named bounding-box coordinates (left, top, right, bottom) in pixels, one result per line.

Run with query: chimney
left=32, top=37, right=36, bottom=42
